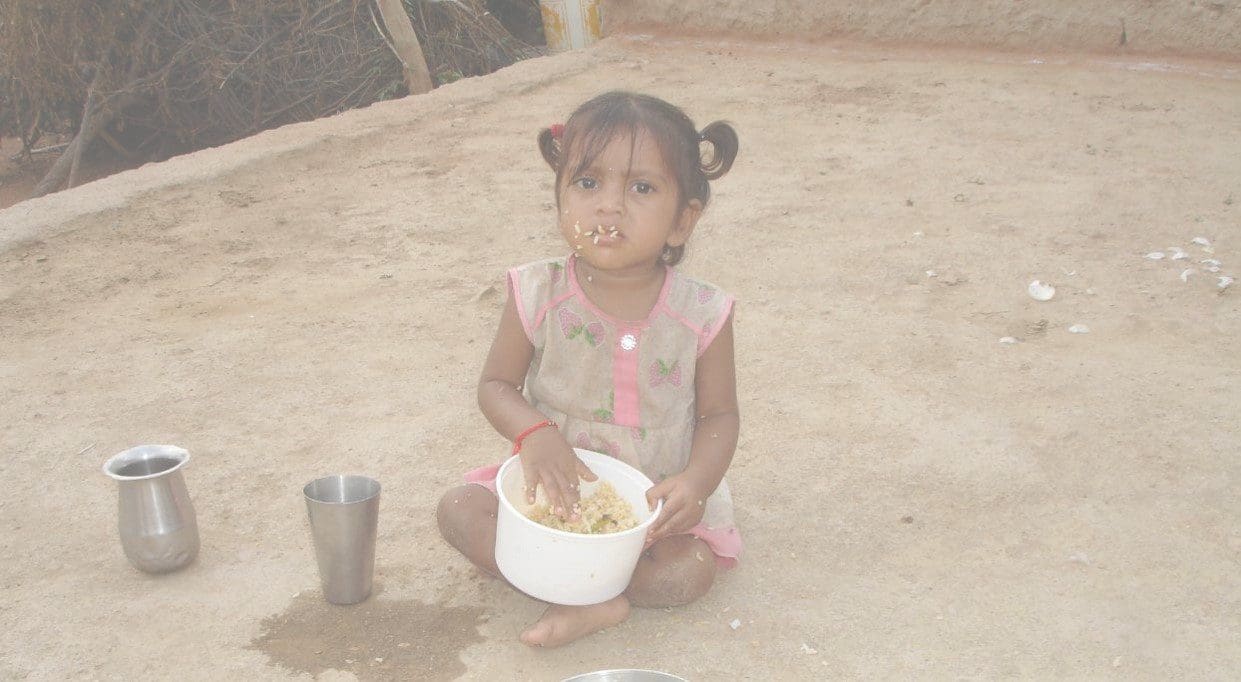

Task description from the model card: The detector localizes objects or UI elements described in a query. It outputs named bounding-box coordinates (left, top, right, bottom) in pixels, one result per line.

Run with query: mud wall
left=601, top=0, right=1241, bottom=60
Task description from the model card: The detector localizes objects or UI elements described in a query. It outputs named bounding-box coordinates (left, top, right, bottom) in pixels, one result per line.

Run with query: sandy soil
left=604, top=0, right=1241, bottom=60
left=2, top=33, right=1239, bottom=679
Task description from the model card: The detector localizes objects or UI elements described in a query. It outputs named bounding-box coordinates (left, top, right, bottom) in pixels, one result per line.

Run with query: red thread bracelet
left=512, top=418, right=556, bottom=454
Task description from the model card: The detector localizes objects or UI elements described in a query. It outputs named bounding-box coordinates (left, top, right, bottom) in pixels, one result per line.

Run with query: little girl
left=437, top=91, right=741, bottom=648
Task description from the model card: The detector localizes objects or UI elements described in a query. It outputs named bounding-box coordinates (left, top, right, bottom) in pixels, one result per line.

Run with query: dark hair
left=537, top=91, right=739, bottom=265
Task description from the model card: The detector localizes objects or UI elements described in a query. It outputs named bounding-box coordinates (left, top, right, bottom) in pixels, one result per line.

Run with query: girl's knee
left=436, top=485, right=496, bottom=540
left=627, top=535, right=716, bottom=608
left=436, top=484, right=502, bottom=577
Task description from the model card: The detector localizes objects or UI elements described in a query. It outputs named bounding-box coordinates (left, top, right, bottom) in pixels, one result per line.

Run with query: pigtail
left=698, top=121, right=738, bottom=180
left=537, top=127, right=560, bottom=171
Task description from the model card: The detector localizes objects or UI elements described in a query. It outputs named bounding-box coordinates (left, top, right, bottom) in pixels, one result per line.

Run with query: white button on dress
left=619, top=333, right=637, bottom=351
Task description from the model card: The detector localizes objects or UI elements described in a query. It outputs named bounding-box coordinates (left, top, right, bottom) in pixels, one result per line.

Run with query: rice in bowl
left=525, top=482, right=639, bottom=534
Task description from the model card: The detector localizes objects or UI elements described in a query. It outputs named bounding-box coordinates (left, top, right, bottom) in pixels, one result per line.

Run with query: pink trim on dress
left=687, top=522, right=742, bottom=570
left=463, top=463, right=501, bottom=492
left=510, top=263, right=576, bottom=343
left=611, top=326, right=641, bottom=427
left=532, top=290, right=574, bottom=337
left=660, top=303, right=700, bottom=337
left=565, top=254, right=673, bottom=330
left=697, top=296, right=735, bottom=358
left=565, top=254, right=671, bottom=430
left=462, top=463, right=740, bottom=570
left=507, top=269, right=533, bottom=342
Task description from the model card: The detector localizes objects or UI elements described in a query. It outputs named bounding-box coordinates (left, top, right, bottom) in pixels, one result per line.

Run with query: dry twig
left=3, top=0, right=536, bottom=194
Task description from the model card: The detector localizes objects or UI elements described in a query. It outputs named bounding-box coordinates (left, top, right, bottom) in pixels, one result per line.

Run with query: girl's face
left=557, top=128, right=701, bottom=275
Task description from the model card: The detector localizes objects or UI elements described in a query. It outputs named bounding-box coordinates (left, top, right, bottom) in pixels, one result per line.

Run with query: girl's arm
left=478, top=293, right=595, bottom=515
left=477, top=293, right=542, bottom=436
left=645, top=313, right=739, bottom=541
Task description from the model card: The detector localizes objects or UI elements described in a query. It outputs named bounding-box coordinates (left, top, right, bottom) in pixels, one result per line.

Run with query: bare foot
left=519, top=596, right=631, bottom=648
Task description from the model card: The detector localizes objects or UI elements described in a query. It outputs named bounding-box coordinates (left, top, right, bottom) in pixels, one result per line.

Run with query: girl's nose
left=596, top=182, right=625, bottom=215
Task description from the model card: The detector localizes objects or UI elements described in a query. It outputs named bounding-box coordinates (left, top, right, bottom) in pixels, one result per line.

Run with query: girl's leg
left=519, top=534, right=716, bottom=648
left=519, top=597, right=631, bottom=648
left=627, top=534, right=717, bottom=608
left=439, top=483, right=630, bottom=647
left=436, top=484, right=501, bottom=577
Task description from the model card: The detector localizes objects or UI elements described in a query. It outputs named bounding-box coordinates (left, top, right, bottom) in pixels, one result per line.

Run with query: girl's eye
left=573, top=177, right=597, bottom=190
left=632, top=181, right=654, bottom=194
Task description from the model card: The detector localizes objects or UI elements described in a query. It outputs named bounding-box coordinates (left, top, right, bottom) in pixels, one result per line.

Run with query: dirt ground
left=603, top=0, right=1241, bottom=60
left=2, top=32, right=1239, bottom=680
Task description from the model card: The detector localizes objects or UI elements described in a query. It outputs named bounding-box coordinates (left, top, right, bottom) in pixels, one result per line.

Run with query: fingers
left=576, top=459, right=598, bottom=482
left=520, top=464, right=564, bottom=512
left=549, top=467, right=580, bottom=518
left=523, top=466, right=583, bottom=520
left=647, top=495, right=683, bottom=541
left=648, top=514, right=674, bottom=542
left=645, top=479, right=672, bottom=511
left=651, top=505, right=699, bottom=542
left=520, top=462, right=541, bottom=505
left=646, top=488, right=707, bottom=542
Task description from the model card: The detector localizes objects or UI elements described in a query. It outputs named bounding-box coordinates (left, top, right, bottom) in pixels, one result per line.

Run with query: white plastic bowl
left=495, top=448, right=662, bottom=606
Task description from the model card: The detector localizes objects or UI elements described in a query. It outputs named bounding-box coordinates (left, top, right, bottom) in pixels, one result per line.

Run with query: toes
left=520, top=622, right=552, bottom=647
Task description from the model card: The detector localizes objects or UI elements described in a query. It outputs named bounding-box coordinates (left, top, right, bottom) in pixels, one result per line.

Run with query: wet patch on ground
left=248, top=591, right=486, bottom=680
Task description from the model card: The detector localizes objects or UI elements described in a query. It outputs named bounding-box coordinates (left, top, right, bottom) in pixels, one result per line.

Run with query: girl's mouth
left=577, top=224, right=622, bottom=244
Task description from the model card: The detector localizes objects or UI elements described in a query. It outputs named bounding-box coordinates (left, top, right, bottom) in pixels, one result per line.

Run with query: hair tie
left=550, top=124, right=565, bottom=139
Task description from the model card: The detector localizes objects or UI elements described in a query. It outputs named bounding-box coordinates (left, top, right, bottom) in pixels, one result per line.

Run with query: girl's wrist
left=512, top=418, right=557, bottom=454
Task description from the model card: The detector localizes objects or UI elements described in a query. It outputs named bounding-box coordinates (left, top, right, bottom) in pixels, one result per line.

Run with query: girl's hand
left=644, top=472, right=710, bottom=543
left=518, top=428, right=597, bottom=519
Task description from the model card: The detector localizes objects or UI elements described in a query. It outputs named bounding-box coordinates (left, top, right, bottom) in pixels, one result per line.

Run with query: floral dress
left=466, top=254, right=742, bottom=567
